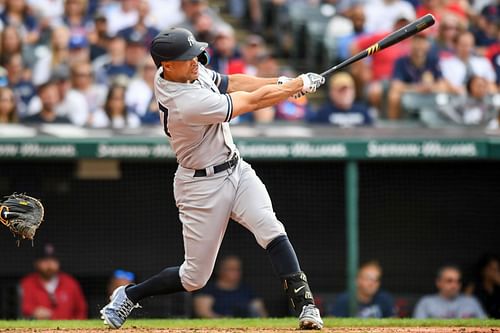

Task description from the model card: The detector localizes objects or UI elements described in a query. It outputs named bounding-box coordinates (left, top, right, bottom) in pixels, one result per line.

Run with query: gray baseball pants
left=173, top=158, right=286, bottom=292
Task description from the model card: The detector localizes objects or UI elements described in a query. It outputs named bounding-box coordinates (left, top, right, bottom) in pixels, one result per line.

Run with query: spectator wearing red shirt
left=20, top=243, right=88, bottom=320
left=350, top=16, right=412, bottom=117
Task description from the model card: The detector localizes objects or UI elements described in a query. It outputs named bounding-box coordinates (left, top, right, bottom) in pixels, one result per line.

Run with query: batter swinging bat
left=320, top=14, right=436, bottom=78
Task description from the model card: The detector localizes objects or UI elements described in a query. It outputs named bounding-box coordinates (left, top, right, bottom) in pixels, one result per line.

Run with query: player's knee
left=181, top=277, right=209, bottom=292
left=179, top=265, right=211, bottom=292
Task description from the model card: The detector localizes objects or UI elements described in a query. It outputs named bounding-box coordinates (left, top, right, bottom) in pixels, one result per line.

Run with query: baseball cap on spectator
left=112, top=269, right=135, bottom=282
left=329, top=72, right=355, bottom=90
left=35, top=243, right=59, bottom=261
left=481, top=5, right=500, bottom=24
left=69, top=35, right=89, bottom=49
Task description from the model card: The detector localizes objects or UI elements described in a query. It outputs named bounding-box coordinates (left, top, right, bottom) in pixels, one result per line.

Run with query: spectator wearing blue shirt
left=307, top=72, right=373, bottom=127
left=330, top=261, right=395, bottom=318
left=193, top=255, right=267, bottom=318
left=116, top=0, right=159, bottom=50
left=388, top=33, right=449, bottom=119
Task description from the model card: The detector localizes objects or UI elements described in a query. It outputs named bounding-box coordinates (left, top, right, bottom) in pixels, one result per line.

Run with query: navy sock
left=266, top=235, right=301, bottom=277
left=125, top=266, right=185, bottom=303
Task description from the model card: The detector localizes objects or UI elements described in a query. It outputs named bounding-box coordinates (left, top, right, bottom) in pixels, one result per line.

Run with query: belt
left=193, top=155, right=239, bottom=177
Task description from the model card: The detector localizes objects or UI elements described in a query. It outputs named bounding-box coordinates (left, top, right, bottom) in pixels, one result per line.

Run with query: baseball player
left=100, top=28, right=325, bottom=329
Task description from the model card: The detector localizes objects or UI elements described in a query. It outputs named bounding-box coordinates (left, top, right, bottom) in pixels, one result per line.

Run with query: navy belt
left=193, top=155, right=239, bottom=177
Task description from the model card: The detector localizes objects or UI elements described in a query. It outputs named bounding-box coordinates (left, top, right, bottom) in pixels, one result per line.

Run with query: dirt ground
left=0, top=328, right=498, bottom=333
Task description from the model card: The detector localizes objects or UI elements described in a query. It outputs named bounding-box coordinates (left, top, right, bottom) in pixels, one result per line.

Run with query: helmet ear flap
left=197, top=50, right=210, bottom=66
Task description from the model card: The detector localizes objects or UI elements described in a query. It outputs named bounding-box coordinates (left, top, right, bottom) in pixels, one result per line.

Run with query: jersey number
left=158, top=103, right=171, bottom=137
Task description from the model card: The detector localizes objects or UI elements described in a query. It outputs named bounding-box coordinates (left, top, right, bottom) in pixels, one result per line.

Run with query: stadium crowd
left=0, top=0, right=498, bottom=128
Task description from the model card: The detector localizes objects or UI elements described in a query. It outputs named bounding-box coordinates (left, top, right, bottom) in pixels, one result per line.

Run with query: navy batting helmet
left=150, top=28, right=209, bottom=67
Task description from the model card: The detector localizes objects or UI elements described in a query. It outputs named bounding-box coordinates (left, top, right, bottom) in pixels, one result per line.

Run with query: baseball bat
left=320, top=14, right=435, bottom=77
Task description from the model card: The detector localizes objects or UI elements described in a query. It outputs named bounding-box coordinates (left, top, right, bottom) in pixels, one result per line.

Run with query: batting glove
left=299, top=73, right=325, bottom=94
left=277, top=76, right=293, bottom=85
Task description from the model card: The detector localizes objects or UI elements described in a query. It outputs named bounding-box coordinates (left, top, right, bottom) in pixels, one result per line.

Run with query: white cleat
left=100, top=285, right=140, bottom=329
left=299, top=304, right=324, bottom=330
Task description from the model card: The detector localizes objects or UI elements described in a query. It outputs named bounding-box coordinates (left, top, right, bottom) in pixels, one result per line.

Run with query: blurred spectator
left=104, top=0, right=139, bottom=37
left=387, top=34, right=449, bottom=119
left=210, top=24, right=245, bottom=75
left=23, top=80, right=69, bottom=124
left=20, top=243, right=88, bottom=319
left=87, top=12, right=109, bottom=61
left=125, top=57, right=158, bottom=124
left=93, top=36, right=129, bottom=85
left=193, top=10, right=218, bottom=44
left=432, top=13, right=465, bottom=59
left=471, top=4, right=499, bottom=53
left=440, top=31, right=497, bottom=95
left=363, top=0, right=415, bottom=34
left=0, top=0, right=39, bottom=44
left=432, top=75, right=499, bottom=127
left=236, top=52, right=278, bottom=123
left=0, top=86, right=17, bottom=123
left=350, top=16, right=413, bottom=115
left=465, top=253, right=500, bottom=318
left=122, top=33, right=148, bottom=78
left=308, top=72, right=373, bottom=127
left=63, top=0, right=93, bottom=39
left=485, top=29, right=500, bottom=86
left=146, top=0, right=184, bottom=31
left=32, top=26, right=70, bottom=86
left=68, top=34, right=91, bottom=64
left=27, top=0, right=64, bottom=28
left=178, top=0, right=224, bottom=34
left=240, top=34, right=266, bottom=76
left=107, top=269, right=136, bottom=298
left=58, top=61, right=107, bottom=127
left=324, top=4, right=367, bottom=63
left=6, top=53, right=36, bottom=117
left=0, top=27, right=21, bottom=65
left=104, top=83, right=140, bottom=128
left=117, top=0, right=159, bottom=49
left=413, top=265, right=487, bottom=318
left=416, top=0, right=469, bottom=31
left=193, top=255, right=267, bottom=318
left=330, top=261, right=395, bottom=318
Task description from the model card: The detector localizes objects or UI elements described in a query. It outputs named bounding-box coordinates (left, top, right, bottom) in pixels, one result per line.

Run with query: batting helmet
left=150, top=28, right=209, bottom=67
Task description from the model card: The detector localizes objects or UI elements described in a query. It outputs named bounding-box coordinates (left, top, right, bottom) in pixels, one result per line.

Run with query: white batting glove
left=277, top=76, right=293, bottom=85
left=299, top=73, right=325, bottom=94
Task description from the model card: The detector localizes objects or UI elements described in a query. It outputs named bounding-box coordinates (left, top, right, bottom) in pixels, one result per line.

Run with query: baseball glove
left=0, top=193, right=44, bottom=242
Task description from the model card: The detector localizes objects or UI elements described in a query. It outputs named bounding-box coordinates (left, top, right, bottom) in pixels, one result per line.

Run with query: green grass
left=0, top=318, right=498, bottom=329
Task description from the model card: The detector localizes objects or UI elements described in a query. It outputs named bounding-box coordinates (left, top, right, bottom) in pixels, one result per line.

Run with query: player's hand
left=299, top=73, right=325, bottom=94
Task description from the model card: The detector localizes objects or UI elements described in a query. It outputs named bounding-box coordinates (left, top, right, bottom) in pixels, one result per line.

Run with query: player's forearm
left=230, top=79, right=302, bottom=118
left=227, top=74, right=277, bottom=93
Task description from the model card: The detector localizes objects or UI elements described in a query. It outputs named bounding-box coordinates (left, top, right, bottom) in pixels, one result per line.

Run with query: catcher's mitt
left=0, top=193, right=44, bottom=243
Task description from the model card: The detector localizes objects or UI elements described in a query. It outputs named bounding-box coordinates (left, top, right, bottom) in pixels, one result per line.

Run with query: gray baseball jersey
left=154, top=64, right=235, bottom=170
left=154, top=64, right=286, bottom=292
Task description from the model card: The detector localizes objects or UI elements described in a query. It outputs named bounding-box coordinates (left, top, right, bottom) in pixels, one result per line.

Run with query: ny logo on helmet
left=188, top=36, right=195, bottom=47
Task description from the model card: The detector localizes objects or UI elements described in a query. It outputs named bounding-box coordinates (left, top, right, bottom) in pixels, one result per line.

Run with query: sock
left=266, top=235, right=301, bottom=276
left=125, top=266, right=185, bottom=303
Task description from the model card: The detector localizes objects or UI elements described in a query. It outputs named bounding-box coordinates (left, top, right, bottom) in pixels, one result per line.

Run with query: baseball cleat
left=100, top=285, right=140, bottom=329
left=299, top=304, right=323, bottom=330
